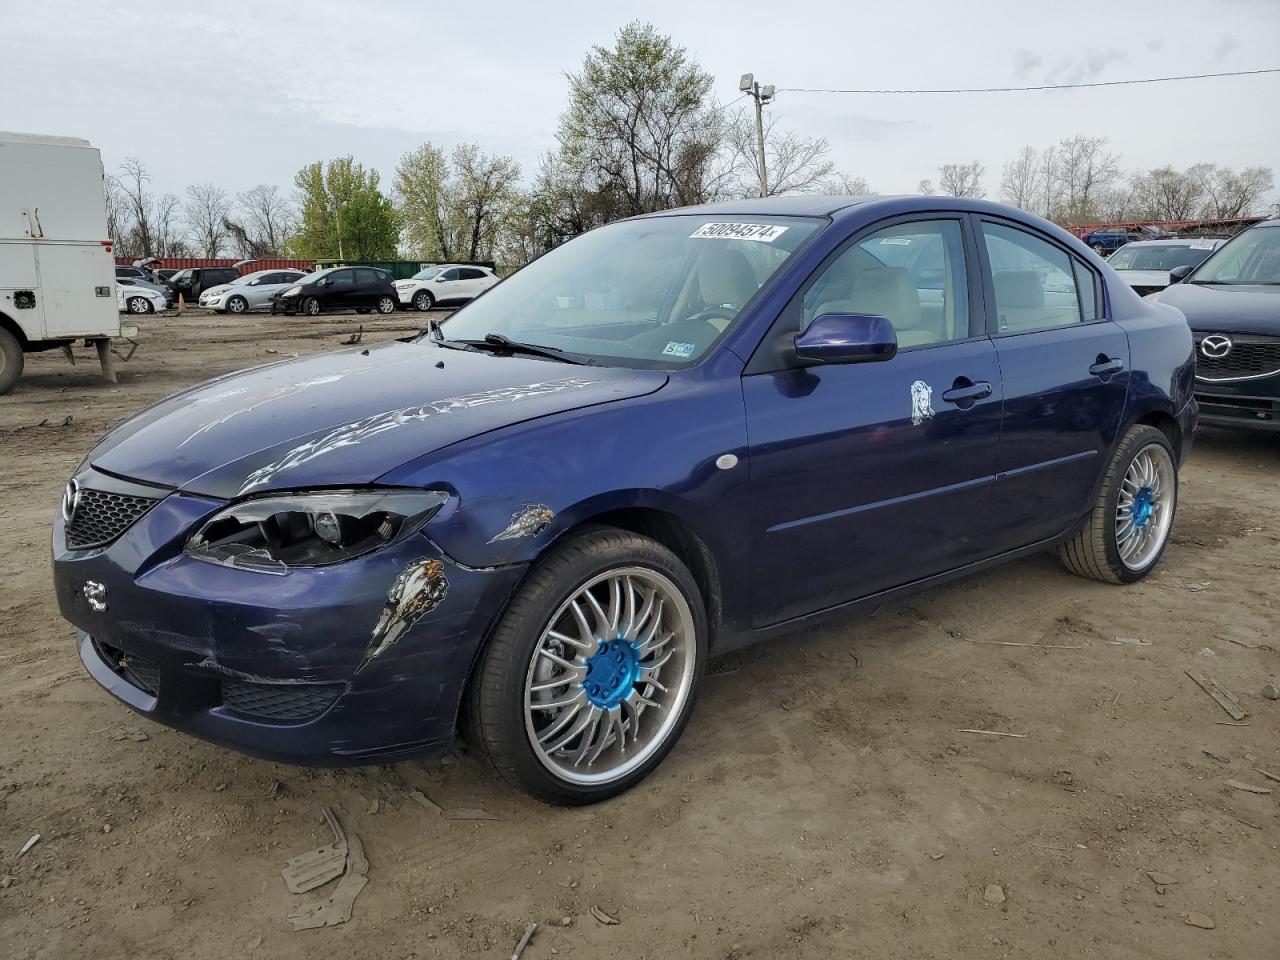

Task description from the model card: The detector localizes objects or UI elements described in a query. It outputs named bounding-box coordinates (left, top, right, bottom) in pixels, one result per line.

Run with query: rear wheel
left=414, top=290, right=434, bottom=311
left=377, top=295, right=396, bottom=315
left=1059, top=424, right=1177, bottom=583
left=0, top=327, right=24, bottom=395
left=466, top=528, right=706, bottom=805
left=1091, top=243, right=1107, bottom=256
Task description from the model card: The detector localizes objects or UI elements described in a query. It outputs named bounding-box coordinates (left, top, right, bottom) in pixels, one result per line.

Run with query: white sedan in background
left=394, top=264, right=499, bottom=311
left=1107, top=238, right=1226, bottom=296
left=117, top=280, right=168, bottom=314
left=199, top=269, right=308, bottom=313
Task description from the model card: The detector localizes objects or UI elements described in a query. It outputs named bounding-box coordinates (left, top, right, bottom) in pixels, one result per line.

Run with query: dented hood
left=89, top=340, right=667, bottom=499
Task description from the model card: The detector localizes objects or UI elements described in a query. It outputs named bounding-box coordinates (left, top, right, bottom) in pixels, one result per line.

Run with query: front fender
left=377, top=370, right=750, bottom=571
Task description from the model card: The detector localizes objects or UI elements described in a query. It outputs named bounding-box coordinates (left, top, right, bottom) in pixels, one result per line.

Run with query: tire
left=1058, top=424, right=1177, bottom=584
left=127, top=296, right=152, bottom=314
left=466, top=527, right=707, bottom=805
left=304, top=297, right=321, bottom=317
left=377, top=295, right=396, bottom=315
left=1092, top=243, right=1107, bottom=256
left=414, top=290, right=434, bottom=311
left=226, top=295, right=248, bottom=314
left=0, top=327, right=24, bottom=396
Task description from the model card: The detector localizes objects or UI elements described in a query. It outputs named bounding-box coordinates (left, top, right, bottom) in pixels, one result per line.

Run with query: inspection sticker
left=662, top=341, right=697, bottom=358
left=690, top=222, right=788, bottom=243
left=1188, top=240, right=1216, bottom=250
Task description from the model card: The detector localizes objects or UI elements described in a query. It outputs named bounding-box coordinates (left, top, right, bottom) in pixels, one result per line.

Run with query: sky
left=2, top=0, right=1278, bottom=205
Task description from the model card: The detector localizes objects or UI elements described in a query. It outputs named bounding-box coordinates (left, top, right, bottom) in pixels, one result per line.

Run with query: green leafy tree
left=556, top=21, right=723, bottom=225
left=287, top=157, right=398, bottom=259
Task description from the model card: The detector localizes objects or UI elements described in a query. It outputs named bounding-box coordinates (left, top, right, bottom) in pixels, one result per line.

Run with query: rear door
left=35, top=242, right=118, bottom=336
left=354, top=269, right=381, bottom=308
left=743, top=215, right=1004, bottom=626
left=976, top=217, right=1130, bottom=550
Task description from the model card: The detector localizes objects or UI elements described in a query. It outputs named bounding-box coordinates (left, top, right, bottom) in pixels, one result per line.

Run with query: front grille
left=1195, top=335, right=1280, bottom=381
left=91, top=636, right=162, bottom=696
left=221, top=679, right=342, bottom=723
left=66, top=488, right=161, bottom=550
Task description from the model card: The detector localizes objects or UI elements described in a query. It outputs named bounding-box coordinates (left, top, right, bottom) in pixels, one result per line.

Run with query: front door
left=975, top=218, right=1130, bottom=550
left=743, top=216, right=1004, bottom=626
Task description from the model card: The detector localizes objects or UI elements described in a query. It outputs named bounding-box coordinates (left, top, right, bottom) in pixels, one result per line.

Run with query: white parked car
left=199, top=269, right=308, bottom=313
left=1107, top=238, right=1227, bottom=296
left=117, top=280, right=168, bottom=314
left=394, top=264, right=498, bottom=311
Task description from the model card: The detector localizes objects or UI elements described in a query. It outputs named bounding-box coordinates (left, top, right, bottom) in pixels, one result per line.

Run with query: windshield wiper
left=459, top=333, right=594, bottom=365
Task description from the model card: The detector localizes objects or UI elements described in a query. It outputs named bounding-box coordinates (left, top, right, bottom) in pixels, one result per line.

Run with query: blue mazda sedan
left=53, top=196, right=1197, bottom=804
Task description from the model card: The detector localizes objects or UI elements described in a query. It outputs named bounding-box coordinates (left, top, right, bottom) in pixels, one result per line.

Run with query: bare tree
left=184, top=183, right=232, bottom=257
left=826, top=172, right=874, bottom=195
left=1053, top=135, right=1120, bottom=222
left=725, top=109, right=834, bottom=197
left=916, top=178, right=934, bottom=195
left=103, top=179, right=130, bottom=255
left=939, top=162, right=985, bottom=198
left=236, top=184, right=296, bottom=255
left=1198, top=164, right=1276, bottom=219
left=1000, top=146, right=1043, bottom=214
left=1130, top=165, right=1205, bottom=221
left=114, top=156, right=155, bottom=256
left=154, top=194, right=189, bottom=258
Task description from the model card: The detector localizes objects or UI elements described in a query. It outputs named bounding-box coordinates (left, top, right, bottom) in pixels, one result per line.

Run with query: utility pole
left=739, top=74, right=775, bottom=198
left=329, top=197, right=346, bottom=260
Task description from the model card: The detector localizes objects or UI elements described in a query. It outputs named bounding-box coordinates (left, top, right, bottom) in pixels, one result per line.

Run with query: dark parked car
left=272, top=266, right=397, bottom=316
left=168, top=267, right=243, bottom=304
left=1082, top=225, right=1163, bottom=256
left=53, top=196, right=1196, bottom=804
left=1150, top=218, right=1280, bottom=431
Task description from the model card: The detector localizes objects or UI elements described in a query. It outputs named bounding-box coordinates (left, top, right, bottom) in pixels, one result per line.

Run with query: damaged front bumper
left=52, top=470, right=527, bottom=765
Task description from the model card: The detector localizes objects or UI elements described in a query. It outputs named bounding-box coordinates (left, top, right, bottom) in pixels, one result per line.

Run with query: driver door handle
left=941, top=380, right=993, bottom=405
left=1089, top=357, right=1125, bottom=378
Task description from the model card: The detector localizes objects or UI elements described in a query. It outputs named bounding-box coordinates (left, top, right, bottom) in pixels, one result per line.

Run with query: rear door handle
left=941, top=380, right=993, bottom=405
left=1089, top=357, right=1124, bottom=378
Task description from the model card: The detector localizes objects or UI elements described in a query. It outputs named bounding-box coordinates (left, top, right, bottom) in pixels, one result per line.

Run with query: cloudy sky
left=3, top=0, right=1277, bottom=203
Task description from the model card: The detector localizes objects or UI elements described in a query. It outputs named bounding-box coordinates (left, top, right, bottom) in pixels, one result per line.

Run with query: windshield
left=229, top=273, right=257, bottom=286
left=301, top=268, right=337, bottom=284
left=441, top=214, right=822, bottom=366
left=411, top=267, right=445, bottom=280
left=1191, top=227, right=1280, bottom=284
left=1109, top=243, right=1218, bottom=271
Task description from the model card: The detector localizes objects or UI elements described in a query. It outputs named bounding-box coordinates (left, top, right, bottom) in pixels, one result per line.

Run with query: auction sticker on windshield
left=690, top=222, right=789, bottom=243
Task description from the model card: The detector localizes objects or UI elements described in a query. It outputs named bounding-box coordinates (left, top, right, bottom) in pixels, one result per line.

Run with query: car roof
left=639, top=194, right=885, bottom=219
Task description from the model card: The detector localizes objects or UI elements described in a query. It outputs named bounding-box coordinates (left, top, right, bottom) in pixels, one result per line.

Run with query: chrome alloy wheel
left=1116, top=443, right=1175, bottom=570
left=523, top=567, right=696, bottom=786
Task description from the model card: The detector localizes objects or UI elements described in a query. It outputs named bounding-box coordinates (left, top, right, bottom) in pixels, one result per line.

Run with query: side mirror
left=435, top=276, right=447, bottom=282
left=794, top=313, right=898, bottom=365
left=1168, top=264, right=1195, bottom=284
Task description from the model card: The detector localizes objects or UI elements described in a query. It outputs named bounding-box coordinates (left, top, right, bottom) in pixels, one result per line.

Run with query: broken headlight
left=185, top=489, right=448, bottom=574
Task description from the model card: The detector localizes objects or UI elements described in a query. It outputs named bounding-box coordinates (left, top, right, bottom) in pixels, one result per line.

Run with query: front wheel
left=377, top=295, right=396, bottom=315
left=127, top=296, right=152, bottom=314
left=225, top=295, right=248, bottom=314
left=466, top=529, right=706, bottom=805
left=413, top=290, right=434, bottom=311
left=304, top=297, right=321, bottom=317
left=1059, top=424, right=1177, bottom=583
left=1092, top=243, right=1107, bottom=256
left=0, top=327, right=24, bottom=395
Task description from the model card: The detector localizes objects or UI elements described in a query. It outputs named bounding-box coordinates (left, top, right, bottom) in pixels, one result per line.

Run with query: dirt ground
left=1, top=307, right=1278, bottom=960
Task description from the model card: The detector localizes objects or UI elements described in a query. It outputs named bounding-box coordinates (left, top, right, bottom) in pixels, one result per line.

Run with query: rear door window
left=982, top=222, right=1086, bottom=334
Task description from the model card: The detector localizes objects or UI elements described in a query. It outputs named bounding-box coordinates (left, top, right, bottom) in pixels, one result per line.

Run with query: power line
left=779, top=66, right=1280, bottom=96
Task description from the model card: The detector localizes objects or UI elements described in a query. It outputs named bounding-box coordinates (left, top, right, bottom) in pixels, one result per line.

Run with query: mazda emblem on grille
left=62, top=478, right=81, bottom=523
left=1200, top=335, right=1233, bottom=359
left=83, top=580, right=108, bottom=612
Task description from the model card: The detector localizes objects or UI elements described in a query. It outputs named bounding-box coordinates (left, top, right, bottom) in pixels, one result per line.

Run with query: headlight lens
left=281, top=286, right=302, bottom=298
left=186, top=489, right=447, bottom=574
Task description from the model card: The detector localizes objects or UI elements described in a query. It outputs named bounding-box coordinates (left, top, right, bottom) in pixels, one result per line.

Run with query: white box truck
left=1, top=132, right=132, bottom=395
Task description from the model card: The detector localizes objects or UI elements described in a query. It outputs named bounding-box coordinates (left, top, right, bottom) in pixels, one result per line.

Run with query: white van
left=1, top=132, right=131, bottom=394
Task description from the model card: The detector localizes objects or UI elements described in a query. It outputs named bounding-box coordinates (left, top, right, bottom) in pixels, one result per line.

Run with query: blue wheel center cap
left=1132, top=487, right=1154, bottom=528
left=583, top=638, right=640, bottom=708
